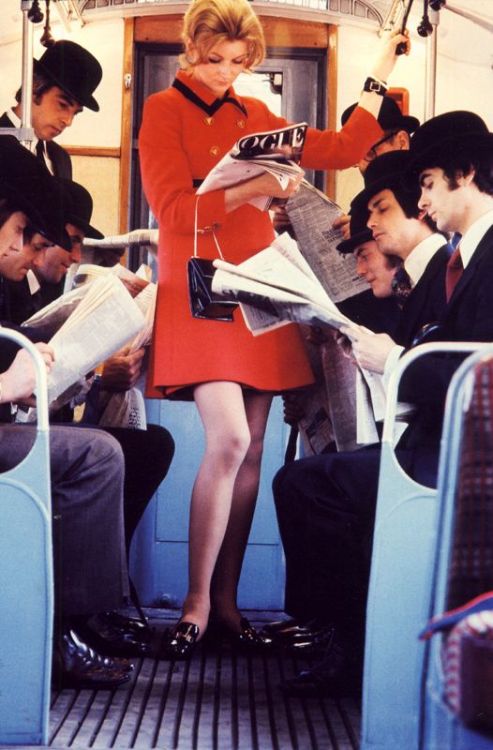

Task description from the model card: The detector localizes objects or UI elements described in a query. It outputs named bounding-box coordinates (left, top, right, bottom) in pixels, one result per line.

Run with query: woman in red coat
left=139, top=0, right=409, bottom=658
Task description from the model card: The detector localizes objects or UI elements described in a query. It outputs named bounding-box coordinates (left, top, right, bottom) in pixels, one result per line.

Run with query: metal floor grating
left=29, top=611, right=361, bottom=750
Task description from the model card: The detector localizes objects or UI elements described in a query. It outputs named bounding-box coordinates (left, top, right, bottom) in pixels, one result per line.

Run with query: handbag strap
left=194, top=197, right=225, bottom=260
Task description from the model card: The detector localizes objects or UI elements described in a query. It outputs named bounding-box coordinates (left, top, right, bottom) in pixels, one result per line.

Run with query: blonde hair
left=180, top=0, right=266, bottom=71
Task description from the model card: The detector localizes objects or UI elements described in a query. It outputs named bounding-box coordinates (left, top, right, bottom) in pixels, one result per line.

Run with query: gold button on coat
left=237, top=119, right=246, bottom=128
left=209, top=146, right=220, bottom=157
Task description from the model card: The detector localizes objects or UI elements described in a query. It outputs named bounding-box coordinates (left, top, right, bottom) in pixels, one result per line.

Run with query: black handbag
left=187, top=198, right=238, bottom=322
left=187, top=257, right=238, bottom=322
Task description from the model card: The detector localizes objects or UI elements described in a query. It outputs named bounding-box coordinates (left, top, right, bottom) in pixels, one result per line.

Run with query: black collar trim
left=172, top=78, right=247, bottom=117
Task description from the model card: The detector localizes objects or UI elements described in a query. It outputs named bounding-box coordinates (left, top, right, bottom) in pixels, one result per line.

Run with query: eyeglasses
left=366, top=131, right=399, bottom=161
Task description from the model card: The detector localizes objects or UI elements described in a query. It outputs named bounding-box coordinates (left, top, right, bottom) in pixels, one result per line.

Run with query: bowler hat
left=34, top=40, right=102, bottom=111
left=408, top=110, right=493, bottom=175
left=337, top=202, right=373, bottom=255
left=0, top=136, right=71, bottom=249
left=59, top=179, right=104, bottom=240
left=349, top=150, right=420, bottom=218
left=341, top=96, right=420, bottom=134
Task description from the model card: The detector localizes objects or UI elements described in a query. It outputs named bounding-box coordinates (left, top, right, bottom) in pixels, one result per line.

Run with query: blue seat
left=420, top=347, right=493, bottom=750
left=361, top=342, right=490, bottom=750
left=0, top=329, right=53, bottom=746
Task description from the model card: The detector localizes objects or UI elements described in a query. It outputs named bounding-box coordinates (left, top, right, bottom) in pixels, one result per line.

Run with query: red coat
left=139, top=69, right=382, bottom=397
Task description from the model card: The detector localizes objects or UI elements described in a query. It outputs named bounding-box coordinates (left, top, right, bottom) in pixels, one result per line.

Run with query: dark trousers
left=102, top=424, right=175, bottom=550
left=0, top=424, right=128, bottom=617
left=273, top=444, right=440, bottom=647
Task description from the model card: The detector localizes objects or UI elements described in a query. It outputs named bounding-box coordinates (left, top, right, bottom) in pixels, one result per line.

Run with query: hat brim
left=337, top=228, right=373, bottom=255
left=387, top=114, right=420, bottom=134
left=65, top=213, right=104, bottom=240
left=0, top=181, right=71, bottom=250
left=34, top=59, right=100, bottom=111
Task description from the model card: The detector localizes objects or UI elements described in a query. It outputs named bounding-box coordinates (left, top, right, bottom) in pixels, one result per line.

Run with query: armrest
left=382, top=342, right=492, bottom=445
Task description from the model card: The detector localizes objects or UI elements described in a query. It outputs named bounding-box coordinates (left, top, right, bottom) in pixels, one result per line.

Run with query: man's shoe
left=99, top=611, right=152, bottom=641
left=54, top=629, right=133, bottom=689
left=83, top=613, right=153, bottom=657
left=280, top=629, right=361, bottom=698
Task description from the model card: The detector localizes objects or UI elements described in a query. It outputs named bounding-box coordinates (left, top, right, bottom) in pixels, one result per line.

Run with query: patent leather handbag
left=187, top=256, right=238, bottom=322
left=187, top=198, right=238, bottom=322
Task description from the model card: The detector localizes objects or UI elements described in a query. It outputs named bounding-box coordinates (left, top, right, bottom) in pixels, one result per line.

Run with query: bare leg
left=210, top=390, right=273, bottom=630
left=180, top=381, right=252, bottom=637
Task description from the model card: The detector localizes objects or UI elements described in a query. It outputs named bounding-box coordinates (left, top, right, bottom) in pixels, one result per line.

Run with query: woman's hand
left=0, top=343, right=55, bottom=403
left=225, top=170, right=304, bottom=212
left=371, top=31, right=410, bottom=83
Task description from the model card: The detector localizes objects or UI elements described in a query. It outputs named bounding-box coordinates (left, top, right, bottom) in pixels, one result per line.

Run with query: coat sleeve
left=246, top=101, right=384, bottom=171
left=138, top=92, right=227, bottom=235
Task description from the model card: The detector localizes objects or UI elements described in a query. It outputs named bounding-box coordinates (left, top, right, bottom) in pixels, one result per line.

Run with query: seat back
left=361, top=342, right=490, bottom=750
left=0, top=329, right=53, bottom=746
left=420, top=348, right=493, bottom=750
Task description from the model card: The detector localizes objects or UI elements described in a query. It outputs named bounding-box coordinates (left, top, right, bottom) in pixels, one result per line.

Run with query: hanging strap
left=193, top=197, right=224, bottom=260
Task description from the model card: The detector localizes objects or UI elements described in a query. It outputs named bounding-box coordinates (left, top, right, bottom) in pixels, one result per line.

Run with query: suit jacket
left=400, top=224, right=493, bottom=448
left=394, top=244, right=449, bottom=348
left=0, top=112, right=72, bottom=179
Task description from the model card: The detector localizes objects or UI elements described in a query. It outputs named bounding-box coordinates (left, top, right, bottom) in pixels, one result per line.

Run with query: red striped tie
left=445, top=246, right=463, bottom=302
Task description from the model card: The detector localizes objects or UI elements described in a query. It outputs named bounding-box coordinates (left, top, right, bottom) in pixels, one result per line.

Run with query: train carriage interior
left=0, top=0, right=493, bottom=748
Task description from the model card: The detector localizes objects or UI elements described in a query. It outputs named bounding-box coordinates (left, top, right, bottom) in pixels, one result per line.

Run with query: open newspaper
left=197, top=122, right=307, bottom=211
left=211, top=231, right=397, bottom=442
left=22, top=272, right=148, bottom=405
left=285, top=180, right=369, bottom=303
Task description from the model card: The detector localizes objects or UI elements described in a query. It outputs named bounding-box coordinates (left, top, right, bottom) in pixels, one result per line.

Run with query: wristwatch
left=363, top=77, right=388, bottom=96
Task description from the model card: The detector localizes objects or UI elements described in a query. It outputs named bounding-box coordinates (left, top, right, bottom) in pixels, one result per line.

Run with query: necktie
left=391, top=265, right=412, bottom=302
left=445, top=246, right=463, bottom=302
left=35, top=139, right=45, bottom=162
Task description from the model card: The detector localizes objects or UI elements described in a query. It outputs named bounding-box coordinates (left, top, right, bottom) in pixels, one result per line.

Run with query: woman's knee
left=207, top=428, right=250, bottom=471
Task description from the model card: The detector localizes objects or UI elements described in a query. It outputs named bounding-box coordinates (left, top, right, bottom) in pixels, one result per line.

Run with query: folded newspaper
left=197, top=121, right=307, bottom=211
left=211, top=231, right=400, bottom=441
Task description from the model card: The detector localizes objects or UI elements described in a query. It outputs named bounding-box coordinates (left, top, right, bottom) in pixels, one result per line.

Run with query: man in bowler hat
left=0, top=40, right=102, bottom=178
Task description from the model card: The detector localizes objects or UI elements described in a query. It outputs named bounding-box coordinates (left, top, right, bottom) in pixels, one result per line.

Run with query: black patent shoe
left=161, top=621, right=200, bottom=660
left=54, top=629, right=133, bottom=690
left=273, top=624, right=336, bottom=653
left=82, top=613, right=152, bottom=657
left=100, top=610, right=152, bottom=641
left=280, top=630, right=361, bottom=698
left=262, top=617, right=317, bottom=636
left=208, top=617, right=273, bottom=651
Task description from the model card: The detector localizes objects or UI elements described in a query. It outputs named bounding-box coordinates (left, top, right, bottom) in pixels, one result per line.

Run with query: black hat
left=337, top=202, right=373, bottom=255
left=59, top=179, right=104, bottom=239
left=341, top=96, right=420, bottom=134
left=408, top=110, right=493, bottom=175
left=34, top=40, right=102, bottom=112
left=350, top=150, right=420, bottom=217
left=0, top=136, right=71, bottom=250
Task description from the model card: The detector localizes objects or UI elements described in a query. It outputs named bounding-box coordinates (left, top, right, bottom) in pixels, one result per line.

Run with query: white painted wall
left=0, top=17, right=124, bottom=148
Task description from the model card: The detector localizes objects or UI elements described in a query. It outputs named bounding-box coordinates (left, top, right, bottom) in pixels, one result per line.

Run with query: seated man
left=0, top=139, right=132, bottom=689
left=4, top=176, right=175, bottom=654
left=271, top=149, right=452, bottom=695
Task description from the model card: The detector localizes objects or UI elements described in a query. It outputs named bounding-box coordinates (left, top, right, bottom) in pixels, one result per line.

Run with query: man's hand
left=339, top=325, right=395, bottom=373
left=282, top=390, right=307, bottom=426
left=101, top=346, right=145, bottom=391
left=332, top=213, right=351, bottom=241
left=1, top=342, right=55, bottom=403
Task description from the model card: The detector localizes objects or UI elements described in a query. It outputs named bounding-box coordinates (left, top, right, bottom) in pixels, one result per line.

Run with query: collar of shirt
left=9, top=108, right=37, bottom=155
left=459, top=209, right=493, bottom=269
left=26, top=269, right=41, bottom=295
left=173, top=69, right=248, bottom=118
left=404, top=233, right=447, bottom=287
